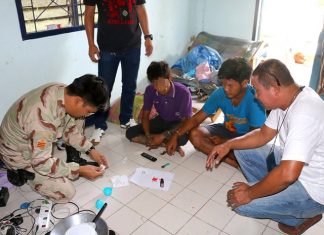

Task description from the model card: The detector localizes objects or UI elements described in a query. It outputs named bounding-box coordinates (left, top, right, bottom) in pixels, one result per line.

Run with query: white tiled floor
left=2, top=111, right=324, bottom=234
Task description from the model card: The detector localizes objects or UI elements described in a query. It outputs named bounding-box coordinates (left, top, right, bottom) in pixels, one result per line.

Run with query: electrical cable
left=1, top=199, right=97, bottom=234
left=74, top=209, right=96, bottom=215
left=51, top=201, right=79, bottom=219
left=26, top=203, right=36, bottom=235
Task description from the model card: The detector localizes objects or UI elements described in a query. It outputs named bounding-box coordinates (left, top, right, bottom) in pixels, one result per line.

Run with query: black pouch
left=266, top=151, right=277, bottom=172
left=7, top=169, right=35, bottom=186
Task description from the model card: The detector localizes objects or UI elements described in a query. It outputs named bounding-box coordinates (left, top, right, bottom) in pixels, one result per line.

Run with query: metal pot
left=51, top=213, right=108, bottom=235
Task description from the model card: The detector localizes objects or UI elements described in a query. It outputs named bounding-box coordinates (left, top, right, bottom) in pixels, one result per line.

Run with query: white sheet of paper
left=111, top=175, right=129, bottom=188
left=130, top=167, right=174, bottom=191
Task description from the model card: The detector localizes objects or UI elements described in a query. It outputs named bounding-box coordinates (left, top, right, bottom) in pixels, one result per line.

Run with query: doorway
left=256, top=0, right=324, bottom=86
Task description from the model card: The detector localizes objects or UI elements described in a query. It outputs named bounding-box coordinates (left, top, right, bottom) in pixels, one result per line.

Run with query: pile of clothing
left=171, top=44, right=223, bottom=100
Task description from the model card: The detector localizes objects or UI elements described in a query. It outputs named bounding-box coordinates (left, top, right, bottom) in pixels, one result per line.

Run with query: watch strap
left=85, top=145, right=95, bottom=155
left=144, top=34, right=153, bottom=40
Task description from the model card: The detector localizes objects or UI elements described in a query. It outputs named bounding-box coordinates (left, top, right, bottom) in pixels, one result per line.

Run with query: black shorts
left=205, top=123, right=241, bottom=139
left=125, top=115, right=189, bottom=146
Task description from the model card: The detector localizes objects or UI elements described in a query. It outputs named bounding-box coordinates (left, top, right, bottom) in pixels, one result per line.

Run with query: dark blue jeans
left=86, top=47, right=141, bottom=129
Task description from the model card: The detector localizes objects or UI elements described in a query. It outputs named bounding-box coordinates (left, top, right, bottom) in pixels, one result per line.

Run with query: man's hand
left=206, top=142, right=231, bottom=170
left=227, top=182, right=252, bottom=209
left=88, top=45, right=100, bottom=62
left=79, top=165, right=104, bottom=180
left=89, top=149, right=109, bottom=168
left=148, top=134, right=164, bottom=149
left=166, top=134, right=178, bottom=156
left=144, top=39, right=153, bottom=56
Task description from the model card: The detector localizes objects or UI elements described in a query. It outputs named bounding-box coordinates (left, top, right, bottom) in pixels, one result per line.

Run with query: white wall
left=134, top=0, right=205, bottom=93
left=0, top=0, right=255, bottom=122
left=203, top=0, right=256, bottom=40
left=0, top=0, right=205, bottom=121
left=0, top=1, right=99, bottom=121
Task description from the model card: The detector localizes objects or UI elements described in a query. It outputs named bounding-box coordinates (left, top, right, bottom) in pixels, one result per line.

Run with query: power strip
left=0, top=226, right=9, bottom=235
left=37, top=199, right=52, bottom=231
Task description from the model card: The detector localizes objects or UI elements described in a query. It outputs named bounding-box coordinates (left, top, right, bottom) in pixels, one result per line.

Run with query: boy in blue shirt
left=166, top=57, right=266, bottom=167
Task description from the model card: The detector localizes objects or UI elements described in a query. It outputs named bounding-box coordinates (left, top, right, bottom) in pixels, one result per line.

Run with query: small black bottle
left=160, top=178, right=164, bottom=188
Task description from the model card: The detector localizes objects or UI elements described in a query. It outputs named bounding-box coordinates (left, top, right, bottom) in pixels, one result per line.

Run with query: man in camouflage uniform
left=0, top=74, right=109, bottom=202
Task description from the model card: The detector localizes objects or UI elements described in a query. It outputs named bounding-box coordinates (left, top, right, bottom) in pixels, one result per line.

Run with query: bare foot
left=177, top=147, right=185, bottom=157
left=278, top=214, right=322, bottom=235
left=223, top=151, right=239, bottom=169
left=224, top=158, right=239, bottom=169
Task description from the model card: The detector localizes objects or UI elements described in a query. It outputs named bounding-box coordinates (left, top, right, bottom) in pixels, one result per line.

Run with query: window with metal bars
left=15, top=0, right=97, bottom=40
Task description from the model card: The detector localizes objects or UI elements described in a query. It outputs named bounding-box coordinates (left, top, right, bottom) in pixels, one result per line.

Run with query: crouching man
left=0, top=74, right=109, bottom=202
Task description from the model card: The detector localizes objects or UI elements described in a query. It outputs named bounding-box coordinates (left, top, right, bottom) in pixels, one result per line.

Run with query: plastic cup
left=103, top=187, right=112, bottom=196
left=95, top=199, right=105, bottom=209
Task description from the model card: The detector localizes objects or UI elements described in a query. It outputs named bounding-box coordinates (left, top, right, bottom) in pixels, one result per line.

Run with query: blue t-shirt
left=202, top=85, right=266, bottom=134
left=143, top=82, right=192, bottom=122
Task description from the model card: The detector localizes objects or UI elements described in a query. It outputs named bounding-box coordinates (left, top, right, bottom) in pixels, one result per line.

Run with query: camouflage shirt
left=0, top=83, right=93, bottom=180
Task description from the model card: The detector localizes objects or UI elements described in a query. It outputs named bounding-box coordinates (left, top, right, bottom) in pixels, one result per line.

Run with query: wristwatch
left=164, top=131, right=172, bottom=139
left=144, top=34, right=153, bottom=40
left=85, top=145, right=95, bottom=155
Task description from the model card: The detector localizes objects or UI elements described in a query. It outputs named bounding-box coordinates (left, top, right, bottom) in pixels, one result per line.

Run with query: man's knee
left=233, top=201, right=263, bottom=219
left=50, top=181, right=76, bottom=203
left=125, top=126, right=136, bottom=141
left=189, top=128, right=202, bottom=146
left=189, top=127, right=209, bottom=148
left=234, top=149, right=246, bottom=161
left=31, top=178, right=76, bottom=203
left=234, top=149, right=261, bottom=165
left=177, top=134, right=189, bottom=146
left=234, top=204, right=251, bottom=217
left=61, top=184, right=76, bottom=202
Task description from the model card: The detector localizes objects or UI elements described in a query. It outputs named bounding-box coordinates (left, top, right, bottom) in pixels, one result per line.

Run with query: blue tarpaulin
left=172, top=44, right=223, bottom=75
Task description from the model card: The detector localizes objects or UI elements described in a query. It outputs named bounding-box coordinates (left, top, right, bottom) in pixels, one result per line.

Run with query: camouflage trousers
left=1, top=152, right=76, bottom=203
left=27, top=172, right=76, bottom=203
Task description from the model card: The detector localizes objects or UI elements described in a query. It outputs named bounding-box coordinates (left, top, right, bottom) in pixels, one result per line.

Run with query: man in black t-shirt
left=84, top=0, right=153, bottom=144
